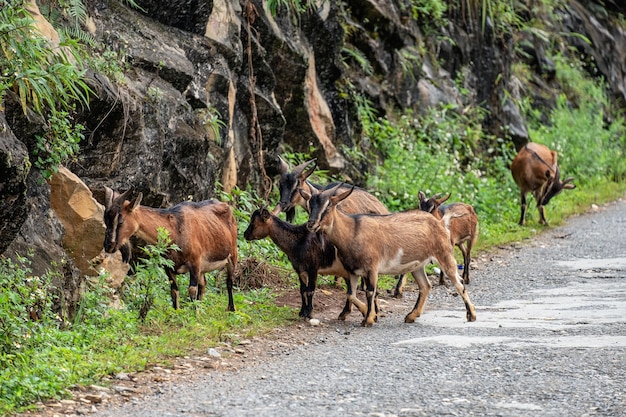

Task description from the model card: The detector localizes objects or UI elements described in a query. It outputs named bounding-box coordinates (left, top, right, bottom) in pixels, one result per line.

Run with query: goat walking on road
left=103, top=187, right=238, bottom=311
left=511, top=142, right=576, bottom=226
left=301, top=184, right=477, bottom=327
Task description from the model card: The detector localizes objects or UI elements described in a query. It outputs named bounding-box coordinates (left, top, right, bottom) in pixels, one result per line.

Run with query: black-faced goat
left=511, top=142, right=575, bottom=225
left=277, top=156, right=389, bottom=221
left=244, top=206, right=364, bottom=319
left=302, top=184, right=477, bottom=327
left=103, top=187, right=238, bottom=311
left=417, top=191, right=478, bottom=285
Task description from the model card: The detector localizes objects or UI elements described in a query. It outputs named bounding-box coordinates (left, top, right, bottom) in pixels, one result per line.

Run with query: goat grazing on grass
left=301, top=184, right=477, bottom=327
left=417, top=191, right=478, bottom=285
left=511, top=142, right=575, bottom=226
left=244, top=206, right=364, bottom=319
left=103, top=187, right=238, bottom=311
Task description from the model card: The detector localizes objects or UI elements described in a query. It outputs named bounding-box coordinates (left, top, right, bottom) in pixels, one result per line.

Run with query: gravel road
left=93, top=198, right=626, bottom=417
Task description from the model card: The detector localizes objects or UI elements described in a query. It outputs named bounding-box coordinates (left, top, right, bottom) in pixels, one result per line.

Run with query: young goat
left=103, top=187, right=238, bottom=311
left=511, top=142, right=575, bottom=226
left=417, top=192, right=478, bottom=285
left=244, top=206, right=364, bottom=319
left=301, top=184, right=477, bottom=327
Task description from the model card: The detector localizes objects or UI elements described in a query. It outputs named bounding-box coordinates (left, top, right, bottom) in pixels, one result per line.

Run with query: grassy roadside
left=3, top=179, right=625, bottom=416
left=474, top=180, right=626, bottom=254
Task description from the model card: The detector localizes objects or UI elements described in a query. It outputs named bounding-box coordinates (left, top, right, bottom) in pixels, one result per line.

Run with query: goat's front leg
left=405, top=267, right=431, bottom=323
left=188, top=267, right=200, bottom=303
left=518, top=192, right=528, bottom=225
left=390, top=273, right=406, bottom=298
left=225, top=258, right=236, bottom=312
left=362, top=271, right=378, bottom=327
left=538, top=204, right=548, bottom=225
left=297, top=271, right=308, bottom=317
left=166, top=269, right=180, bottom=309
left=298, top=270, right=316, bottom=319
left=440, top=255, right=476, bottom=322
left=339, top=275, right=366, bottom=320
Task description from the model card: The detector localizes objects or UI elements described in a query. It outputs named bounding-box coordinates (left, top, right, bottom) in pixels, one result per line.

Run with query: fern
left=59, top=26, right=96, bottom=46
left=61, top=0, right=88, bottom=28
left=341, top=46, right=373, bottom=75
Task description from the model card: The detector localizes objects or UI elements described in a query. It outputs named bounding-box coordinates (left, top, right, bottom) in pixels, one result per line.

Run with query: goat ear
left=331, top=185, right=354, bottom=206
left=104, top=187, right=114, bottom=208
left=418, top=191, right=426, bottom=202
left=261, top=208, right=271, bottom=220
left=117, top=187, right=133, bottom=204
left=298, top=188, right=312, bottom=201
left=437, top=193, right=451, bottom=205
left=277, top=155, right=290, bottom=174
left=129, top=192, right=142, bottom=211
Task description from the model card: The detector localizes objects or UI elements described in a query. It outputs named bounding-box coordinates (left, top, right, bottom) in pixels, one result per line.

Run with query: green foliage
left=341, top=46, right=373, bottom=75
left=122, top=228, right=179, bottom=320
left=366, top=104, right=518, bottom=220
left=0, top=241, right=295, bottom=414
left=0, top=2, right=91, bottom=179
left=0, top=255, right=56, bottom=357
left=267, top=0, right=311, bottom=17
left=218, top=184, right=290, bottom=268
left=405, top=0, right=447, bottom=24
left=198, top=105, right=227, bottom=143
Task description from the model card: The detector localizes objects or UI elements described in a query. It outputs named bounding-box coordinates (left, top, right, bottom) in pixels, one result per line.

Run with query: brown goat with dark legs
left=301, top=184, right=477, bottom=327
left=511, top=142, right=576, bottom=226
left=103, top=187, right=238, bottom=311
left=418, top=192, right=478, bottom=285
left=244, top=206, right=365, bottom=319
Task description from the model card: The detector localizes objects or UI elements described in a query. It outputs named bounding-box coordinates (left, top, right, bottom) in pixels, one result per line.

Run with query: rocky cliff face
left=1, top=0, right=625, bottom=316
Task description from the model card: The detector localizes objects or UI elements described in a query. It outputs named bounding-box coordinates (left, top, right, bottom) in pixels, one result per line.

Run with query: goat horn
left=104, top=186, right=114, bottom=209
left=292, top=159, right=317, bottom=177
left=271, top=204, right=282, bottom=216
left=277, top=155, right=290, bottom=174
left=116, top=187, right=134, bottom=205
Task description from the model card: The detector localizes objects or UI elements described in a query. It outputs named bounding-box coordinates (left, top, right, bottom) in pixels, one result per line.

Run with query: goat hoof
left=404, top=315, right=416, bottom=323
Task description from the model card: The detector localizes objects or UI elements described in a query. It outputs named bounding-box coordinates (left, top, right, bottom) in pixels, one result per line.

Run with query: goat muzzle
left=306, top=221, right=319, bottom=233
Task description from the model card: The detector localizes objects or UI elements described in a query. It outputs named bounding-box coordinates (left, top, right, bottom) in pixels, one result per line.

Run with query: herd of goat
left=102, top=142, right=575, bottom=327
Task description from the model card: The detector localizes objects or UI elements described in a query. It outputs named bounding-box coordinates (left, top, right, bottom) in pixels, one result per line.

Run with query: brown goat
left=244, top=206, right=362, bottom=319
left=103, top=187, right=238, bottom=311
left=301, top=184, right=477, bottom=327
left=418, top=192, right=478, bottom=285
left=511, top=142, right=575, bottom=226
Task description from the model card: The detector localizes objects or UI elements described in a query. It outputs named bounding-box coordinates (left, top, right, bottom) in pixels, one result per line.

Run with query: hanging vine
left=243, top=0, right=272, bottom=202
